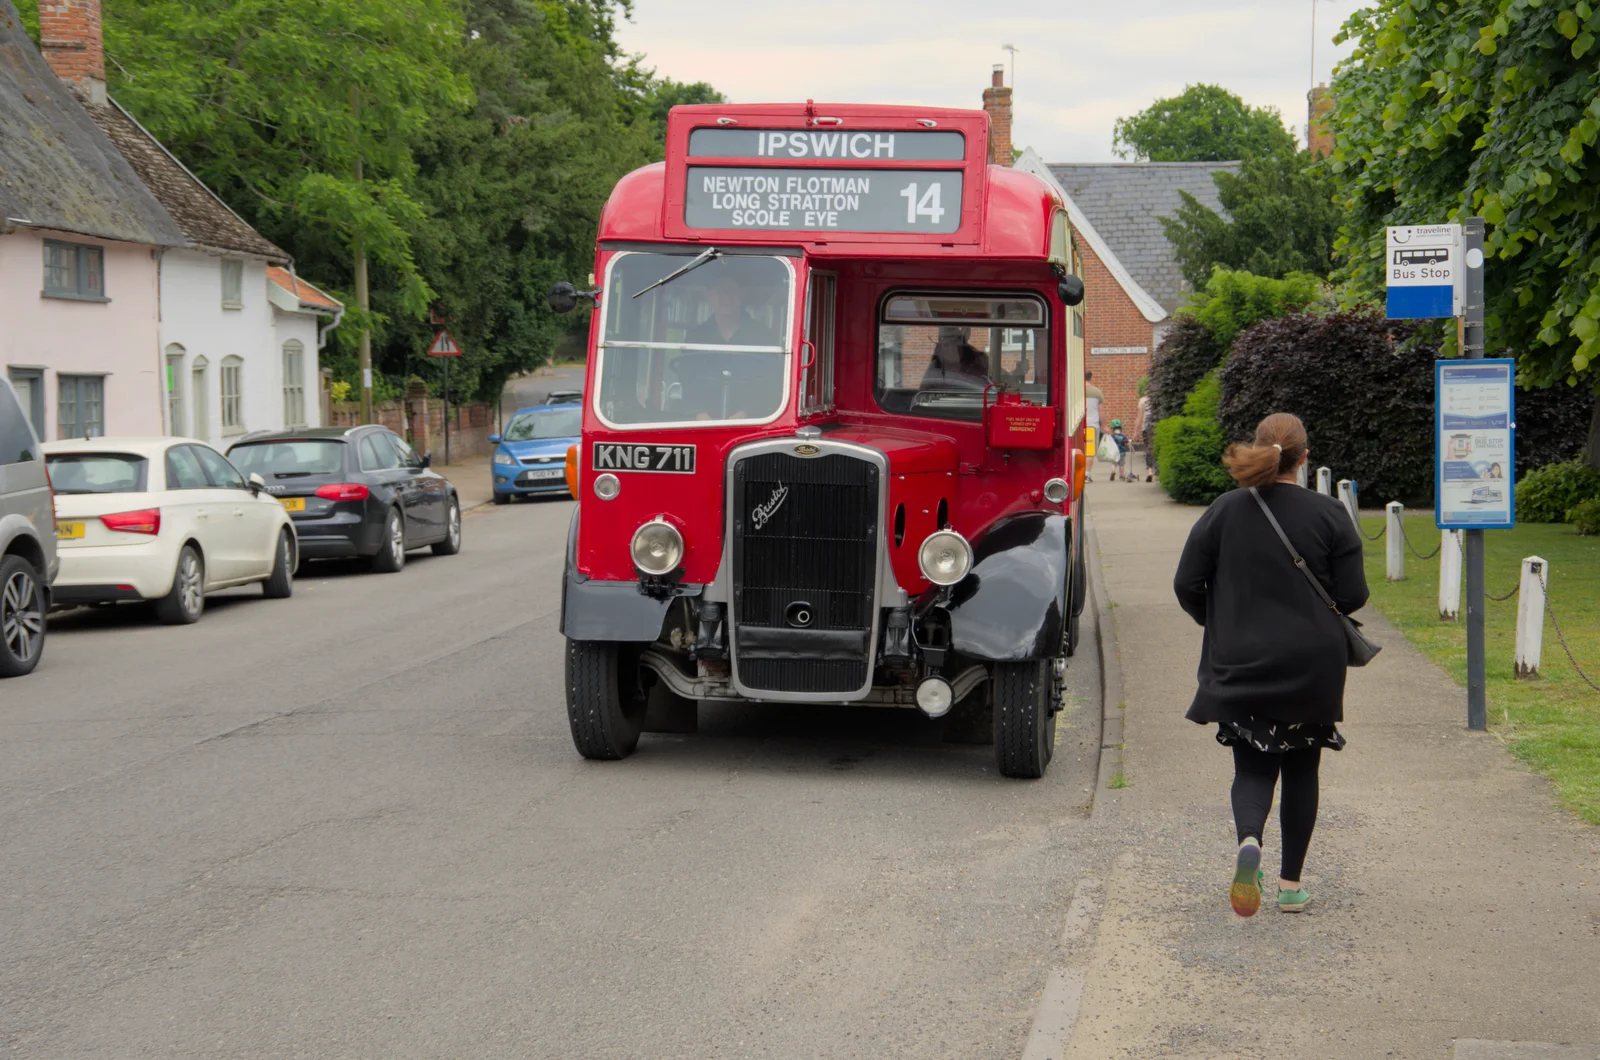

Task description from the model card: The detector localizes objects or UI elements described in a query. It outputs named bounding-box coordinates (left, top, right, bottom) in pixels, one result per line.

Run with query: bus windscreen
left=684, top=168, right=962, bottom=234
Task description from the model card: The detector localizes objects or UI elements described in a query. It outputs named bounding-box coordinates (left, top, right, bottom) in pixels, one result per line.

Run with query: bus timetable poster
left=1436, top=359, right=1516, bottom=530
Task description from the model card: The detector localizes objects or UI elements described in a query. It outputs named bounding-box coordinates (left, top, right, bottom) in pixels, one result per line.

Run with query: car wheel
left=155, top=545, right=205, bottom=625
left=368, top=508, right=405, bottom=573
left=431, top=497, right=462, bottom=556
left=565, top=640, right=647, bottom=760
left=262, top=529, right=294, bottom=598
left=993, top=659, right=1056, bottom=779
left=0, top=554, right=46, bottom=678
left=492, top=492, right=510, bottom=506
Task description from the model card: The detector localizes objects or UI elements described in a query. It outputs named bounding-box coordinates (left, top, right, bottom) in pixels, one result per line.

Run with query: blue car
left=490, top=404, right=581, bottom=503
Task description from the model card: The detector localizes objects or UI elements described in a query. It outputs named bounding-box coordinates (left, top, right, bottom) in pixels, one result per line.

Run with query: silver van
left=0, top=377, right=55, bottom=676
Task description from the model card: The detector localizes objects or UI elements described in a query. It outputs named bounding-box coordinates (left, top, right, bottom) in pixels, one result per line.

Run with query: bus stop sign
left=1386, top=224, right=1463, bottom=319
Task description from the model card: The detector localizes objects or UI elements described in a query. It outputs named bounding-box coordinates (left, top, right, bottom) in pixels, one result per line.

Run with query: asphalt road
left=2, top=499, right=1101, bottom=1059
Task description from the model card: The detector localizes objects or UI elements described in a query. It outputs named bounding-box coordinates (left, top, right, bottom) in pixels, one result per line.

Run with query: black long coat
left=1173, top=484, right=1370, bottom=725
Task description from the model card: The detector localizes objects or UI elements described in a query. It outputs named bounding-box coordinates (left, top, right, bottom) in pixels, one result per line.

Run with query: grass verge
left=1359, top=514, right=1600, bottom=824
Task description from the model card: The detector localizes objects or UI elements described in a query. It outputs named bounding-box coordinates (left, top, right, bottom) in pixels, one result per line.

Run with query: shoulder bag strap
left=1248, top=487, right=1345, bottom=618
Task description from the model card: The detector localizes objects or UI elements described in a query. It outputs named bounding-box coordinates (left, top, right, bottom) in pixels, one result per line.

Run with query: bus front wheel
left=565, top=640, right=647, bottom=760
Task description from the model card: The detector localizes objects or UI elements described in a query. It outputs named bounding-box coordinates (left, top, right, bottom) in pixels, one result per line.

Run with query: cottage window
left=57, top=374, right=105, bottom=439
left=164, top=345, right=186, bottom=436
left=43, top=240, right=107, bottom=301
left=281, top=340, right=306, bottom=428
left=221, top=260, right=244, bottom=308
left=220, top=356, right=244, bottom=434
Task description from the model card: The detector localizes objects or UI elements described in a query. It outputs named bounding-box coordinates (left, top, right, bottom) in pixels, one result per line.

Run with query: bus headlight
left=1043, top=477, right=1070, bottom=504
left=631, top=519, right=684, bottom=576
left=593, top=473, right=620, bottom=501
left=918, top=529, right=972, bottom=586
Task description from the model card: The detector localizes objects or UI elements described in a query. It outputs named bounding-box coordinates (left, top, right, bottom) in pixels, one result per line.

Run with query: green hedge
left=1515, top=460, right=1600, bottom=523
left=1154, top=373, right=1234, bottom=505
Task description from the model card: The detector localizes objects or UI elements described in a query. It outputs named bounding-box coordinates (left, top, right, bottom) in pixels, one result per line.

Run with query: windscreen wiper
left=631, top=246, right=720, bottom=299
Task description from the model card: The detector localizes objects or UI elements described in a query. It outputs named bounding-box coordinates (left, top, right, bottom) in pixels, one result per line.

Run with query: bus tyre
left=1065, top=607, right=1081, bottom=659
left=993, top=659, right=1055, bottom=779
left=565, top=640, right=647, bottom=760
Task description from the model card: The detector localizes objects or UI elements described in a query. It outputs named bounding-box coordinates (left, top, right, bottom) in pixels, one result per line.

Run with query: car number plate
left=524, top=469, right=565, bottom=481
left=278, top=497, right=306, bottom=512
left=56, top=521, right=85, bottom=540
left=591, top=442, right=696, bottom=474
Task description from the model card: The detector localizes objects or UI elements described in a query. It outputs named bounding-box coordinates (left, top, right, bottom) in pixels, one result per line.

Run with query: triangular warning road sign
left=427, top=330, right=462, bottom=357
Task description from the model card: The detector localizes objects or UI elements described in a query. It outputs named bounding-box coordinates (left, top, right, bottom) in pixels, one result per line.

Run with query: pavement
left=1062, top=479, right=1600, bottom=1060
left=3, top=496, right=1106, bottom=1059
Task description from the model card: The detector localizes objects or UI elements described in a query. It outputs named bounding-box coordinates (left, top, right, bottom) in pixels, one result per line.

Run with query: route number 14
left=900, top=182, right=946, bottom=225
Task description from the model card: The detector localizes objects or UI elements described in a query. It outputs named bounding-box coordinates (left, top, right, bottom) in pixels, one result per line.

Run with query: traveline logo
left=758, top=131, right=899, bottom=159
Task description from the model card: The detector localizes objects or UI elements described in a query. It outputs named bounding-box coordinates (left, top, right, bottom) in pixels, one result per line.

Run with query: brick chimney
left=982, top=64, right=1013, bottom=166
left=1307, top=84, right=1334, bottom=158
left=39, top=0, right=107, bottom=106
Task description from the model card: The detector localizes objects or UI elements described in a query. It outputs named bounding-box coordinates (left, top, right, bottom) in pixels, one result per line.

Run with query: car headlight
left=493, top=451, right=517, bottom=466
left=631, top=519, right=684, bottom=576
left=918, top=529, right=972, bottom=586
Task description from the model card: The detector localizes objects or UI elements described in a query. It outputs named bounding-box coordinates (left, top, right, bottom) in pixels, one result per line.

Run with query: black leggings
left=1231, top=744, right=1321, bottom=882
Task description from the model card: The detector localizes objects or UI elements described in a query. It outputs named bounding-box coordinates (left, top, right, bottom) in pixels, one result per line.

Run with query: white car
left=42, top=438, right=297, bottom=624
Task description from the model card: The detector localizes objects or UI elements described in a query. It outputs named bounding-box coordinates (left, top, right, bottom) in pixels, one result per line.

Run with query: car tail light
left=43, top=461, right=57, bottom=535
left=101, top=508, right=161, bottom=535
left=315, top=483, right=370, bottom=501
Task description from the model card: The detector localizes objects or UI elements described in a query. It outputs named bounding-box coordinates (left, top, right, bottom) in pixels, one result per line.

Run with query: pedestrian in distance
left=1172, top=413, right=1370, bottom=917
left=1134, top=381, right=1156, bottom=482
left=1108, top=419, right=1132, bottom=482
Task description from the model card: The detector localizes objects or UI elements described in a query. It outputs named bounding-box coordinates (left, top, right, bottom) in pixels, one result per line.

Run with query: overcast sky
left=616, top=0, right=1370, bottom=162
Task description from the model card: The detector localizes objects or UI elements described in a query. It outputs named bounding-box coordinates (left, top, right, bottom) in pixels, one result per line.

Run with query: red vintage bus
left=551, top=101, right=1089, bottom=778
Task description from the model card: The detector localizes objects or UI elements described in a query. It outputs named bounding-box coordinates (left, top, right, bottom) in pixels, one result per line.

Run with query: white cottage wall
left=271, top=306, right=323, bottom=430
left=158, top=250, right=277, bottom=444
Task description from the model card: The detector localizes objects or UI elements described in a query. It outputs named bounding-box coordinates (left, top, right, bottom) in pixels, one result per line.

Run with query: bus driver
left=684, top=275, right=784, bottom=421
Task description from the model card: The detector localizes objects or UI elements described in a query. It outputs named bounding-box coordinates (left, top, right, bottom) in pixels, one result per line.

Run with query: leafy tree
left=1183, top=267, right=1323, bottom=352
left=1113, top=84, right=1296, bottom=163
left=100, top=0, right=472, bottom=331
left=399, top=3, right=718, bottom=402
left=1329, top=0, right=1600, bottom=466
left=1161, top=150, right=1341, bottom=288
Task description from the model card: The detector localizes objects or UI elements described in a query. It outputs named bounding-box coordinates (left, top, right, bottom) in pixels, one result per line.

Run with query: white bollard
left=1337, top=479, right=1360, bottom=528
left=1439, top=529, right=1463, bottom=620
left=1316, top=467, right=1333, bottom=495
left=1514, top=556, right=1548, bottom=677
left=1385, top=502, right=1405, bottom=580
left=1296, top=462, right=1308, bottom=488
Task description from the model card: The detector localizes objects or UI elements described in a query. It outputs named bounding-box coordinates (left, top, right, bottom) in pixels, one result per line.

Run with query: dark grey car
left=0, top=378, right=56, bottom=677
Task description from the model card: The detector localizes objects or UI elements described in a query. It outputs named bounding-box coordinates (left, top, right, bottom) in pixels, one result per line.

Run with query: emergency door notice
left=684, top=167, right=963, bottom=233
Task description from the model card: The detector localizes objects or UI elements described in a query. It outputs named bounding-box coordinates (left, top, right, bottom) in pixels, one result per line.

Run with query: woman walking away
left=1172, top=414, right=1369, bottom=917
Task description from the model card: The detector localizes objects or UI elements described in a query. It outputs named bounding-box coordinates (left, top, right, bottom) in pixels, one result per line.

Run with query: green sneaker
left=1230, top=840, right=1262, bottom=918
left=1277, top=885, right=1310, bottom=913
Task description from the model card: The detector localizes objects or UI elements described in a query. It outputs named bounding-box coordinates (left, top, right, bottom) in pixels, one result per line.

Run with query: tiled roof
left=86, top=99, right=287, bottom=262
left=267, top=266, right=342, bottom=312
left=1046, top=162, right=1240, bottom=314
left=0, top=2, right=182, bottom=245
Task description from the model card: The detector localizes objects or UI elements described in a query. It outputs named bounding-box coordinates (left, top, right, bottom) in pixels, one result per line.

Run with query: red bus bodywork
left=559, top=102, right=1088, bottom=778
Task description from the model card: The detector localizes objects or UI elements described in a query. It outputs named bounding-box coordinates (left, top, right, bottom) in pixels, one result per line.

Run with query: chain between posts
left=1546, top=602, right=1600, bottom=695
left=1484, top=580, right=1520, bottom=602
left=1395, top=514, right=1442, bottom=560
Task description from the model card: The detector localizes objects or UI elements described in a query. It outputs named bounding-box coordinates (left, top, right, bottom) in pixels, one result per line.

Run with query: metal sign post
left=427, top=329, right=462, bottom=466
left=1389, top=216, right=1505, bottom=732
left=1461, top=217, right=1488, bottom=731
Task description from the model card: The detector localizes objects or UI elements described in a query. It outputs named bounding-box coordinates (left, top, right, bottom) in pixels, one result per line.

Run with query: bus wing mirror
left=1057, top=275, right=1085, bottom=307
left=547, top=282, right=579, bottom=314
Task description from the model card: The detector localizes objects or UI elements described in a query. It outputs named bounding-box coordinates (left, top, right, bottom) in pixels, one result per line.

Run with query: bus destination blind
left=684, top=167, right=963, bottom=234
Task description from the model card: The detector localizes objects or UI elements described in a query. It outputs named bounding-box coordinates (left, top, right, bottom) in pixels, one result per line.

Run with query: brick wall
left=38, top=0, right=105, bottom=87
left=328, top=399, right=499, bottom=463
left=981, top=66, right=1012, bottom=165
left=1076, top=236, right=1155, bottom=435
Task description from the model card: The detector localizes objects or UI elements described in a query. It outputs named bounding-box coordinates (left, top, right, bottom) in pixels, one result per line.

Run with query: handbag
left=1248, top=487, right=1382, bottom=667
